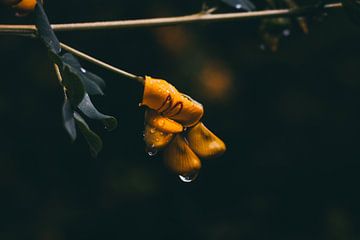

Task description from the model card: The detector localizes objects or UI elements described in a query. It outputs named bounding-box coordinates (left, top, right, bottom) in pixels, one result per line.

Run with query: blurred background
left=0, top=1, right=360, bottom=239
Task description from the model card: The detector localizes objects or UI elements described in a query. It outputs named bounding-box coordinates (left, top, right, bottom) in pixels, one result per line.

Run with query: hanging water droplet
left=138, top=103, right=143, bottom=107
left=80, top=68, right=87, bottom=73
left=282, top=29, right=291, bottom=37
left=178, top=171, right=199, bottom=183
left=235, top=4, right=242, bottom=9
left=146, top=146, right=158, bottom=156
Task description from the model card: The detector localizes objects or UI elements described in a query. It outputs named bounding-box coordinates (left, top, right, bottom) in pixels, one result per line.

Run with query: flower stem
left=0, top=3, right=342, bottom=33
left=60, top=42, right=144, bottom=84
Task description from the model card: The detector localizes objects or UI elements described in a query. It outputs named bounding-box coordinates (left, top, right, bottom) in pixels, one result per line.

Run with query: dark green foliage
left=62, top=98, right=77, bottom=141
left=34, top=1, right=117, bottom=156
left=34, top=1, right=61, bottom=53
left=74, top=112, right=103, bottom=157
left=78, top=94, right=118, bottom=131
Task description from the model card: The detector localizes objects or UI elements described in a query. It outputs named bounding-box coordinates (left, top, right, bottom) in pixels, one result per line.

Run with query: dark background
left=0, top=1, right=360, bottom=239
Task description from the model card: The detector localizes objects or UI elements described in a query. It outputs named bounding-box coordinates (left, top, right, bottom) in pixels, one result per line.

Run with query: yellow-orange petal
left=163, top=134, right=201, bottom=175
left=14, top=0, right=38, bottom=11
left=145, top=109, right=183, bottom=133
left=142, top=76, right=204, bottom=127
left=186, top=122, right=226, bottom=158
left=144, top=124, right=174, bottom=150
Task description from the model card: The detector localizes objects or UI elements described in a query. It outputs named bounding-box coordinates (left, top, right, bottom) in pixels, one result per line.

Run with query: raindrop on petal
left=179, top=171, right=199, bottom=183
left=146, top=145, right=158, bottom=156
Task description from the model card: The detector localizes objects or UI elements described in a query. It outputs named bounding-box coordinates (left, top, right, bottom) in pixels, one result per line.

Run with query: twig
left=0, top=3, right=342, bottom=33
left=53, top=64, right=63, bottom=83
left=60, top=43, right=144, bottom=84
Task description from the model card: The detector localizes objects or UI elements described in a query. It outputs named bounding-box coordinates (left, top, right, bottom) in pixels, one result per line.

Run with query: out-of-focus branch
left=0, top=3, right=342, bottom=34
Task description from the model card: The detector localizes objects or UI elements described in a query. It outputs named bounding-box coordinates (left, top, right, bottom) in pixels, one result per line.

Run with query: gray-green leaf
left=62, top=98, right=77, bottom=141
left=77, top=94, right=118, bottom=131
left=74, top=112, right=103, bottom=157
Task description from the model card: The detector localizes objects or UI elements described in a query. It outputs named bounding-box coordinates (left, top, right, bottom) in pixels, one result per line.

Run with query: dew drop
left=235, top=4, right=242, bottom=9
left=179, top=171, right=199, bottom=183
left=282, top=29, right=291, bottom=37
left=146, top=146, right=158, bottom=156
left=80, top=68, right=87, bottom=73
left=138, top=103, right=143, bottom=107
left=150, top=128, right=156, bottom=134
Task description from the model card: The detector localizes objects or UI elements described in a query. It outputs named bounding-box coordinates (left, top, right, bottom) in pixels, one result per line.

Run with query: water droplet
left=146, top=146, right=158, bottom=156
left=282, top=29, right=291, bottom=37
left=179, top=171, right=199, bottom=183
left=80, top=68, right=87, bottom=73
left=235, top=4, right=242, bottom=9
left=150, top=128, right=156, bottom=134
left=138, top=103, right=143, bottom=107
left=155, top=138, right=159, bottom=142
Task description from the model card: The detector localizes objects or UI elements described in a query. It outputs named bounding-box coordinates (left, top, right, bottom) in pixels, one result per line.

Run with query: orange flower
left=14, top=0, right=37, bottom=12
left=141, top=76, right=226, bottom=182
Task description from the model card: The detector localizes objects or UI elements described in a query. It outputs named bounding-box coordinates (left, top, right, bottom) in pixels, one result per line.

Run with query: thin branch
left=53, top=64, right=63, bottom=83
left=0, top=3, right=342, bottom=33
left=60, top=43, right=144, bottom=84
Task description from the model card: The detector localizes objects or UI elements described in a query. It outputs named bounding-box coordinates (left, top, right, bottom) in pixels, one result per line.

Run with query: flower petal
left=143, top=124, right=174, bottom=150
left=186, top=122, right=226, bottom=158
left=163, top=135, right=201, bottom=175
left=145, top=109, right=183, bottom=133
left=142, top=76, right=203, bottom=127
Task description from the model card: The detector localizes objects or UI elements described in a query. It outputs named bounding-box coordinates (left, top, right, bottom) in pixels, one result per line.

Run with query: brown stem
left=0, top=3, right=342, bottom=33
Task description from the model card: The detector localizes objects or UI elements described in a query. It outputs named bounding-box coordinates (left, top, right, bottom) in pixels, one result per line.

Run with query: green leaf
left=62, top=53, right=81, bottom=68
left=61, top=65, right=85, bottom=106
left=74, top=112, right=103, bottom=157
left=62, top=53, right=105, bottom=95
left=342, top=0, right=360, bottom=25
left=62, top=98, right=77, bottom=141
left=83, top=71, right=106, bottom=90
left=78, top=68, right=105, bottom=96
left=48, top=51, right=62, bottom=66
left=34, top=1, right=61, bottom=54
left=77, top=94, right=118, bottom=131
